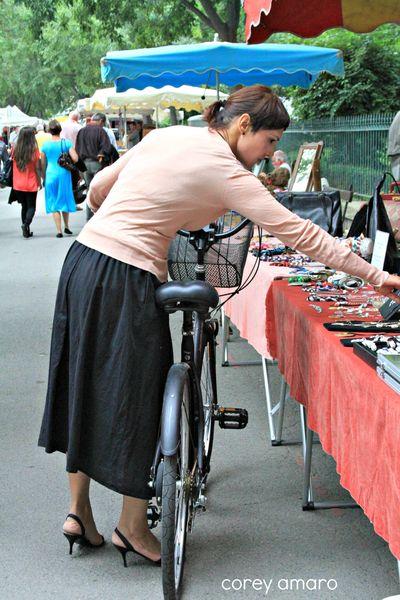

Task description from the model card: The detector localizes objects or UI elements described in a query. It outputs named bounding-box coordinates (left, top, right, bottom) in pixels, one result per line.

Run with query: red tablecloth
left=266, top=281, right=400, bottom=561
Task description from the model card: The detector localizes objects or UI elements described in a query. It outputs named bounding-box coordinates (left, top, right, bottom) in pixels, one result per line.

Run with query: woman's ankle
left=117, top=520, right=149, bottom=538
left=68, top=501, right=92, bottom=517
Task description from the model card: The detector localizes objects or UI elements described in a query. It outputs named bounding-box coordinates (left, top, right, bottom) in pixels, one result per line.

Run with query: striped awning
left=244, top=0, right=400, bottom=44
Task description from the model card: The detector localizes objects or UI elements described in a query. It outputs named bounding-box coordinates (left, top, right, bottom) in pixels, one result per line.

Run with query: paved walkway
left=0, top=189, right=399, bottom=600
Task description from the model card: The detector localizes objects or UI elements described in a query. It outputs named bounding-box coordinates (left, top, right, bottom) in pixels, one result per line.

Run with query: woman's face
left=236, top=126, right=284, bottom=170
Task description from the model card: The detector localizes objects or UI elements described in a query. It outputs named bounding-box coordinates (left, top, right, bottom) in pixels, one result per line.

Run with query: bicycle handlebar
left=177, top=217, right=251, bottom=241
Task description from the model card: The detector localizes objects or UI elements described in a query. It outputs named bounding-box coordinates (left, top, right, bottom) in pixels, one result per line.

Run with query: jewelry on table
left=307, top=294, right=348, bottom=302
left=309, top=304, right=323, bottom=313
left=324, top=321, right=400, bottom=332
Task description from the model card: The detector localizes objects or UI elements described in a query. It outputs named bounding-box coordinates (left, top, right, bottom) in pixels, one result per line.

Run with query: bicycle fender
left=161, top=363, right=191, bottom=457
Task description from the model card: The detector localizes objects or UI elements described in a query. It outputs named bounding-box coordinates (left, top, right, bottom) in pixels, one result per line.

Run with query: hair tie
left=218, top=99, right=227, bottom=110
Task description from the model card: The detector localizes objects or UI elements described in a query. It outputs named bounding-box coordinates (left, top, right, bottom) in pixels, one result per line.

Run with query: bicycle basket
left=168, top=212, right=254, bottom=288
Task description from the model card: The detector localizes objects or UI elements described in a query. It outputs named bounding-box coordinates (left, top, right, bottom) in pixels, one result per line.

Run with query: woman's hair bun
left=203, top=99, right=226, bottom=125
left=202, top=85, right=290, bottom=132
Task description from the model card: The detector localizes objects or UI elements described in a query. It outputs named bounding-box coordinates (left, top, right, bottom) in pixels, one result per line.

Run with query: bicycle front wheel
left=201, top=340, right=217, bottom=472
left=161, top=370, right=192, bottom=600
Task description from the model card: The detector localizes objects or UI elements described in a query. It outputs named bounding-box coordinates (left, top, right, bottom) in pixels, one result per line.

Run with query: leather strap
left=114, top=527, right=132, bottom=550
left=66, top=513, right=85, bottom=537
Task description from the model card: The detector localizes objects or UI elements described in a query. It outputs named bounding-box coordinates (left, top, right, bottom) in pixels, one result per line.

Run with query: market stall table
left=265, top=279, right=400, bottom=565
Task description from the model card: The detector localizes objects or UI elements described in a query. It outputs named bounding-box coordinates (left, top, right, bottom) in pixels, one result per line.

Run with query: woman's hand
left=375, top=274, right=400, bottom=302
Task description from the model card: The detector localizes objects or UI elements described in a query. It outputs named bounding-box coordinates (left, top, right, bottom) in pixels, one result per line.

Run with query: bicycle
left=147, top=214, right=254, bottom=599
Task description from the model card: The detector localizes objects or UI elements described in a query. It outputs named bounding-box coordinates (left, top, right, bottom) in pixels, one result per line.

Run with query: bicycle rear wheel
left=161, top=371, right=192, bottom=600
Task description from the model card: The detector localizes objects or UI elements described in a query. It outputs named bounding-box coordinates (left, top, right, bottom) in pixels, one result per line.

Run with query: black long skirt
left=38, top=242, right=173, bottom=498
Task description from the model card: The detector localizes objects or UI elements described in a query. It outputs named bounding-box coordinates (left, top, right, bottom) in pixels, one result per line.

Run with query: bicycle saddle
left=155, top=281, right=219, bottom=313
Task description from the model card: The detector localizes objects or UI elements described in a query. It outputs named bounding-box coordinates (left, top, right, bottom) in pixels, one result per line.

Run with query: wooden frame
left=288, top=141, right=324, bottom=192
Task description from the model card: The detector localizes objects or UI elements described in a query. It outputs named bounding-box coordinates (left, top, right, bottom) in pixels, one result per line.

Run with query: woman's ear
left=237, top=113, right=251, bottom=135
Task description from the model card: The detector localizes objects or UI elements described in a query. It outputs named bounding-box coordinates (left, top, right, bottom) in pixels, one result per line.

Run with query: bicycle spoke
left=201, top=343, right=215, bottom=462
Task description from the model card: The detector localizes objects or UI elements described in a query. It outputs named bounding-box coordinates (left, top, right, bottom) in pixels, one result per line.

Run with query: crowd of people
left=0, top=107, right=291, bottom=241
left=0, top=111, right=122, bottom=238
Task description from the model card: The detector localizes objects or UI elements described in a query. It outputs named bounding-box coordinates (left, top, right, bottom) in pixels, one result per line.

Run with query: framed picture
left=288, top=142, right=324, bottom=192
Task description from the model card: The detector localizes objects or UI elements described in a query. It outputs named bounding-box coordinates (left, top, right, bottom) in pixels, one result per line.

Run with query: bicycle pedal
left=147, top=504, right=160, bottom=529
left=215, top=406, right=248, bottom=429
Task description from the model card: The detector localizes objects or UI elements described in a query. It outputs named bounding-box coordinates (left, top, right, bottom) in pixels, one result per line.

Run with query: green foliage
left=15, top=0, right=56, bottom=37
left=38, top=1, right=128, bottom=115
left=1, top=0, right=243, bottom=116
left=0, top=0, right=128, bottom=117
left=0, top=0, right=42, bottom=114
left=70, top=0, right=198, bottom=46
left=272, top=25, right=400, bottom=119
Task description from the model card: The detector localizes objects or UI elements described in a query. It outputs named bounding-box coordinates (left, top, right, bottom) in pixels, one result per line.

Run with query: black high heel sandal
left=113, top=528, right=161, bottom=567
left=63, top=513, right=105, bottom=555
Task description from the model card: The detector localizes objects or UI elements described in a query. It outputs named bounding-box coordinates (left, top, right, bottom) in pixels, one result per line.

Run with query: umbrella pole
left=124, top=106, right=127, bottom=146
left=156, top=105, right=159, bottom=128
left=216, top=71, right=220, bottom=100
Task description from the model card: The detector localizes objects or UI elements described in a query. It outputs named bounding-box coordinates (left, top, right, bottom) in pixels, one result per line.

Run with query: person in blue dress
left=41, top=119, right=79, bottom=238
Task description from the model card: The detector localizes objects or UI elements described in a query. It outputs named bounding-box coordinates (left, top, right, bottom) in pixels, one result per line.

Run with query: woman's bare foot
left=62, top=503, right=103, bottom=546
left=112, top=527, right=161, bottom=562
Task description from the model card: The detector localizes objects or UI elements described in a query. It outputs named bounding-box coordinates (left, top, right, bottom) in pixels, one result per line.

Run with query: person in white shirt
left=9, top=126, right=20, bottom=148
left=272, top=149, right=292, bottom=175
left=103, top=117, right=118, bottom=150
left=61, top=111, right=82, bottom=148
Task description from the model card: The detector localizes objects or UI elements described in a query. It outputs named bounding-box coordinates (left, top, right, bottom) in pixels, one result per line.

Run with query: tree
left=16, top=0, right=56, bottom=37
left=1, top=0, right=246, bottom=116
left=272, top=26, right=400, bottom=118
left=0, top=0, right=129, bottom=117
left=38, top=1, right=126, bottom=115
left=179, top=0, right=242, bottom=42
left=0, top=0, right=43, bottom=114
left=72, top=0, right=243, bottom=43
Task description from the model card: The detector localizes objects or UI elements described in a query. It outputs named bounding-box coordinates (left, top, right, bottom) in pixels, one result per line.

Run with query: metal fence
left=279, top=113, right=396, bottom=197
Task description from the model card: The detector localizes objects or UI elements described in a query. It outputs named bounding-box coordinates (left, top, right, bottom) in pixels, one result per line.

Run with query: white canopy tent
left=77, top=85, right=227, bottom=142
left=88, top=84, right=227, bottom=114
left=0, top=105, right=38, bottom=128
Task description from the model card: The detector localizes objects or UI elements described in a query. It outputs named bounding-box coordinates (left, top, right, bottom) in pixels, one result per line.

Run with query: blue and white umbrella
left=101, top=41, right=344, bottom=92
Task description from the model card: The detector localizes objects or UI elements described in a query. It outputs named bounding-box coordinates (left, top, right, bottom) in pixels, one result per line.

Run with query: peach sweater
left=78, top=126, right=388, bottom=287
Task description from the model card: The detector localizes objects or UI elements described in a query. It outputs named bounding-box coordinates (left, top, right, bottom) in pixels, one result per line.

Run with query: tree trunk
left=180, top=0, right=241, bottom=42
left=226, top=0, right=241, bottom=42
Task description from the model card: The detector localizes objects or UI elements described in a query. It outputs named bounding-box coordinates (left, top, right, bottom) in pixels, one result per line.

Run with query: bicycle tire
left=201, top=340, right=217, bottom=472
left=161, top=372, right=192, bottom=600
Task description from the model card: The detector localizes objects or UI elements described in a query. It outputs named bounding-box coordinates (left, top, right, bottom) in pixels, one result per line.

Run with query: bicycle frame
left=149, top=230, right=219, bottom=493
left=149, top=308, right=217, bottom=498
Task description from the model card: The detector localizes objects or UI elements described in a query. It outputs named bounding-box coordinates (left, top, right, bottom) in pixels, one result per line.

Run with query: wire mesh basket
left=168, top=212, right=254, bottom=288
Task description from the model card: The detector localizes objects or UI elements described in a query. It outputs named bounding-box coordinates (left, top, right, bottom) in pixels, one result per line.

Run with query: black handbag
left=348, top=173, right=398, bottom=273
left=0, top=156, right=13, bottom=187
left=73, top=180, right=87, bottom=205
left=58, top=139, right=77, bottom=173
left=275, top=190, right=343, bottom=237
